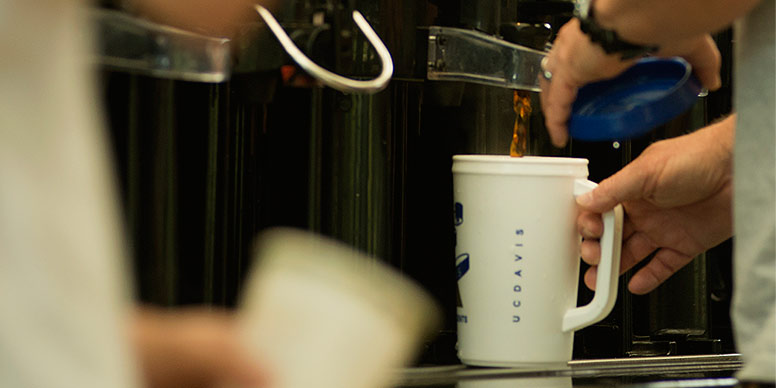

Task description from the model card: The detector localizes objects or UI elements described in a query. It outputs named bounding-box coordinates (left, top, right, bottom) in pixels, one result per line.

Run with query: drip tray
left=398, top=354, right=742, bottom=388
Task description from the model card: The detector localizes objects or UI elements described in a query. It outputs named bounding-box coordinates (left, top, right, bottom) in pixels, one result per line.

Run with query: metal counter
left=398, top=354, right=741, bottom=388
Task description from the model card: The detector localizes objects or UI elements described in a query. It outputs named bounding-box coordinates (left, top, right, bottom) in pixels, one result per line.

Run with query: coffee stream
left=510, top=90, right=532, bottom=157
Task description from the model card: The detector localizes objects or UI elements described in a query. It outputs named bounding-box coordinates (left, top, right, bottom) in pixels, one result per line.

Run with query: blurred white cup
left=239, top=228, right=440, bottom=388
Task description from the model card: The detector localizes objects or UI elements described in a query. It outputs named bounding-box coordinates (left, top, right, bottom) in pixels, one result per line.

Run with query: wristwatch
left=574, top=0, right=659, bottom=60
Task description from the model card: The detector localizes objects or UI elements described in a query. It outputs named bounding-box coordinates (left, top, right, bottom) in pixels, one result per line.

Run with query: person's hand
left=539, top=18, right=722, bottom=147
left=576, top=115, right=735, bottom=295
left=131, top=306, right=267, bottom=388
left=539, top=18, right=637, bottom=147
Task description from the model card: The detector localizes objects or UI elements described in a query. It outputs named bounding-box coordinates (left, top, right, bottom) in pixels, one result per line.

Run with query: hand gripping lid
left=568, top=57, right=703, bottom=141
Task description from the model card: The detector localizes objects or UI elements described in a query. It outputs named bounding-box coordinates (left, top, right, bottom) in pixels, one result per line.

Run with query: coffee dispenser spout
left=427, top=26, right=547, bottom=92
left=91, top=8, right=231, bottom=83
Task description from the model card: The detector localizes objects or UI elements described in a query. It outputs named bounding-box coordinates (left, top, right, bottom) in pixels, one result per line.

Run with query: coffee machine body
left=99, top=0, right=736, bottom=364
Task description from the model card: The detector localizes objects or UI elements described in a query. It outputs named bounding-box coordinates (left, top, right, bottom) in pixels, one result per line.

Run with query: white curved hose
left=256, top=5, right=394, bottom=94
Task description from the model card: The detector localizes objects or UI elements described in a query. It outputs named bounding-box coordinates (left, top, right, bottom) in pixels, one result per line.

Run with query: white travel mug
left=452, top=155, right=623, bottom=367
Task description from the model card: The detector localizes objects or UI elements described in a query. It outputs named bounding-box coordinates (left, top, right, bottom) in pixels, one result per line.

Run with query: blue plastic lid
left=568, top=57, right=702, bottom=141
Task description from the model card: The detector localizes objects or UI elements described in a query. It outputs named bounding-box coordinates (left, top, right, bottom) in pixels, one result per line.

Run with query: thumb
left=577, top=162, right=649, bottom=212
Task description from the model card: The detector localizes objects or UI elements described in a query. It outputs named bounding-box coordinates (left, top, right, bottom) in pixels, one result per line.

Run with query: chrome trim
left=397, top=355, right=742, bottom=386
left=427, top=26, right=547, bottom=92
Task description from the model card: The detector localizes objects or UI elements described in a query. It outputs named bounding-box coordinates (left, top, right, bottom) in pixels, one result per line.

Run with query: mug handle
left=562, top=179, right=624, bottom=332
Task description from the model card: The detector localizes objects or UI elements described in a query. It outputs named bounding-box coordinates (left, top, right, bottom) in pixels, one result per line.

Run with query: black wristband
left=576, top=7, right=659, bottom=60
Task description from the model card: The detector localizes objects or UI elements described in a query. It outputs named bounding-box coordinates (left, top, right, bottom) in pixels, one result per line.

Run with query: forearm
left=126, top=0, right=271, bottom=37
left=689, top=114, right=736, bottom=205
left=686, top=115, right=736, bottom=247
left=594, top=0, right=761, bottom=46
left=691, top=114, right=735, bottom=193
left=636, top=114, right=735, bottom=209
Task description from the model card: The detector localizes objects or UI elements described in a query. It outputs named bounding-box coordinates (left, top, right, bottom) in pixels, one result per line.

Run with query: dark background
left=98, top=0, right=736, bottom=364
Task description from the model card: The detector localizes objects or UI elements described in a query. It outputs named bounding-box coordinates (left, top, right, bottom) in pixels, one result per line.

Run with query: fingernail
left=576, top=191, right=593, bottom=207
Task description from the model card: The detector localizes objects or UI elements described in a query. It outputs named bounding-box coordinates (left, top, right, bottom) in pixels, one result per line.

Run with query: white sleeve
left=0, top=1, right=139, bottom=387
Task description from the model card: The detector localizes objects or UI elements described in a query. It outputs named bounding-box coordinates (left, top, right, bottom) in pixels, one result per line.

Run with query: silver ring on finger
left=541, top=56, right=553, bottom=81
